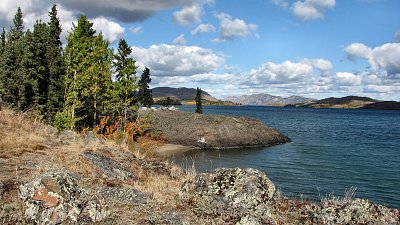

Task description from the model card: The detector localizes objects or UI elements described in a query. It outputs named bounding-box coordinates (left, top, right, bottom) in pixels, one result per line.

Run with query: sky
left=0, top=0, right=399, bottom=100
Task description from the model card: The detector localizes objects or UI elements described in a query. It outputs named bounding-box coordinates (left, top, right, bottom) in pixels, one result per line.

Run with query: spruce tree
left=195, top=87, right=203, bottom=114
left=2, top=7, right=25, bottom=108
left=21, top=21, right=49, bottom=110
left=138, top=67, right=153, bottom=107
left=45, top=4, right=65, bottom=121
left=0, top=28, right=6, bottom=96
left=113, top=38, right=138, bottom=123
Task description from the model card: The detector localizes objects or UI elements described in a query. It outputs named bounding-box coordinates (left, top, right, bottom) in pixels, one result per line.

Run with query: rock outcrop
left=18, top=171, right=153, bottom=224
left=181, top=168, right=400, bottom=225
left=19, top=172, right=108, bottom=224
left=141, top=110, right=290, bottom=149
left=181, top=168, right=276, bottom=223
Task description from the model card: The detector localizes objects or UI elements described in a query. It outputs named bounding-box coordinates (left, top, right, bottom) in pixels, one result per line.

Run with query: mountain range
left=151, top=87, right=217, bottom=101
left=226, top=93, right=315, bottom=106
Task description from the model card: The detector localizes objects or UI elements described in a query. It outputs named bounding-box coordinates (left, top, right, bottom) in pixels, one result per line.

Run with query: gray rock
left=95, top=186, right=151, bottom=206
left=82, top=150, right=136, bottom=181
left=181, top=168, right=276, bottom=223
left=144, top=211, right=185, bottom=225
left=313, top=198, right=400, bottom=225
left=141, top=110, right=290, bottom=149
left=19, top=171, right=108, bottom=224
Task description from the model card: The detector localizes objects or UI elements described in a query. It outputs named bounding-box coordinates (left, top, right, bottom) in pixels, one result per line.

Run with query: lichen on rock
left=19, top=171, right=108, bottom=224
left=181, top=168, right=276, bottom=223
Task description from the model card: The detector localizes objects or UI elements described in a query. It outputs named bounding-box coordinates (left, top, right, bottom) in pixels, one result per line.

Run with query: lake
left=171, top=105, right=400, bottom=209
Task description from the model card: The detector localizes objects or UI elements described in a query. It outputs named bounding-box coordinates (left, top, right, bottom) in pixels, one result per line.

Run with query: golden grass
left=0, top=108, right=52, bottom=158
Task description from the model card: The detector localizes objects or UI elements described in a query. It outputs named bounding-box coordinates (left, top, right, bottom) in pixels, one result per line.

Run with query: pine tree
left=64, top=15, right=112, bottom=128
left=64, top=15, right=96, bottom=128
left=45, top=4, right=65, bottom=121
left=138, top=67, right=153, bottom=107
left=195, top=87, right=203, bottom=114
left=113, top=38, right=138, bottom=123
left=83, top=33, right=112, bottom=126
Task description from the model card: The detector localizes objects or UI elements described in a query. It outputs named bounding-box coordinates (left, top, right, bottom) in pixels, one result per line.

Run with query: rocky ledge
left=14, top=168, right=400, bottom=224
left=181, top=168, right=400, bottom=225
left=140, top=110, right=290, bottom=149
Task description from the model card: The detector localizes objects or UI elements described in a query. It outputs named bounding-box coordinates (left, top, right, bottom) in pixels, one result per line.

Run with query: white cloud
left=214, top=13, right=258, bottom=42
left=92, top=17, right=125, bottom=43
left=345, top=42, right=400, bottom=75
left=335, top=72, right=362, bottom=86
left=191, top=23, right=216, bottom=35
left=131, top=26, right=142, bottom=34
left=271, top=0, right=289, bottom=8
left=130, top=44, right=225, bottom=76
left=247, top=61, right=314, bottom=84
left=394, top=31, right=400, bottom=42
left=173, top=3, right=202, bottom=26
left=173, top=34, right=187, bottom=44
left=344, top=43, right=371, bottom=61
left=292, top=0, right=335, bottom=20
left=302, top=58, right=333, bottom=71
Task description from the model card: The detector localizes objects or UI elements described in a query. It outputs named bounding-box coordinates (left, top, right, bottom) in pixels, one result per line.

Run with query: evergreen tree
left=64, top=15, right=112, bottom=128
left=138, top=67, right=153, bottom=107
left=195, top=87, right=203, bottom=114
left=113, top=38, right=138, bottom=123
left=20, top=21, right=49, bottom=110
left=0, top=28, right=6, bottom=96
left=45, top=4, right=65, bottom=121
left=1, top=7, right=25, bottom=108
left=64, top=15, right=96, bottom=128
left=83, top=33, right=112, bottom=126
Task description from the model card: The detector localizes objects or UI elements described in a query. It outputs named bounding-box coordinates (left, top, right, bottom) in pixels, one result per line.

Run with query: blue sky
left=1, top=0, right=399, bottom=100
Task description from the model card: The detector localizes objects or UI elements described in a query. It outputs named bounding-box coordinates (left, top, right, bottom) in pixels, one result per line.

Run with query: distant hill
left=360, top=101, right=400, bottom=110
left=152, top=87, right=217, bottom=101
left=287, top=96, right=379, bottom=109
left=226, top=93, right=315, bottom=106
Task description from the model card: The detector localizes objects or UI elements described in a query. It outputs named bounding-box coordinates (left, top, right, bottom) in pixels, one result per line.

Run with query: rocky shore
left=1, top=109, right=399, bottom=224
left=140, top=110, right=290, bottom=149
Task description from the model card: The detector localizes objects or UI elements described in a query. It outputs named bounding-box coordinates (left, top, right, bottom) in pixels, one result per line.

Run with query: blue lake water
left=172, top=105, right=400, bottom=209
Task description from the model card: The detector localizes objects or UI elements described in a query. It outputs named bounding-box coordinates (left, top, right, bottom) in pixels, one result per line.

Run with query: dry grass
left=0, top=107, right=203, bottom=223
left=0, top=109, right=53, bottom=158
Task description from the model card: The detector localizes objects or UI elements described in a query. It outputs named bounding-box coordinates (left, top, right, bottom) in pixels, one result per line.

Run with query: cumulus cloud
left=131, top=26, right=142, bottom=34
left=292, top=0, right=335, bottom=20
left=334, top=72, right=362, bottom=86
left=345, top=42, right=400, bottom=75
left=302, top=58, right=333, bottom=72
left=173, top=3, right=202, bottom=26
left=130, top=44, right=224, bottom=76
left=247, top=61, right=314, bottom=84
left=214, top=13, right=258, bottom=42
left=191, top=23, right=216, bottom=35
left=395, top=31, right=400, bottom=42
left=92, top=17, right=125, bottom=43
left=344, top=43, right=371, bottom=61
left=173, top=34, right=187, bottom=44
